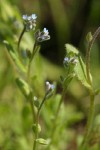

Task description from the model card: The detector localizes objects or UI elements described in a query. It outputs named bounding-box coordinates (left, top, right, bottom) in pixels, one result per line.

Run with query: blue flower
left=46, top=81, right=55, bottom=92
left=43, top=28, right=49, bottom=35
left=63, top=57, right=70, bottom=63
left=34, top=28, right=50, bottom=42
left=22, top=14, right=37, bottom=21
left=63, top=57, right=70, bottom=67
left=22, top=15, right=28, bottom=20
left=63, top=56, right=78, bottom=68
left=31, top=14, right=37, bottom=20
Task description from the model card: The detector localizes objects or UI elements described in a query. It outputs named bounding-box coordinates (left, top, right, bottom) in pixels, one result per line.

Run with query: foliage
left=0, top=0, right=100, bottom=150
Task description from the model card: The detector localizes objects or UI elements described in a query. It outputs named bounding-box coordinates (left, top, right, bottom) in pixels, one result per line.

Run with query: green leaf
left=74, top=55, right=91, bottom=89
left=65, top=44, right=79, bottom=55
left=36, top=138, right=50, bottom=145
left=3, top=41, right=26, bottom=73
left=16, top=77, right=32, bottom=98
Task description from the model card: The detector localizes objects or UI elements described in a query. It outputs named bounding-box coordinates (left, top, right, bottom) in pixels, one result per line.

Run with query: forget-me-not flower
left=46, top=81, right=55, bottom=92
left=63, top=56, right=78, bottom=67
left=34, top=28, right=50, bottom=42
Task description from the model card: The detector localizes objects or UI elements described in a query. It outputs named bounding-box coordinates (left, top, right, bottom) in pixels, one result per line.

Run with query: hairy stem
left=27, top=42, right=39, bottom=81
left=33, top=93, right=47, bottom=150
left=80, top=92, right=95, bottom=150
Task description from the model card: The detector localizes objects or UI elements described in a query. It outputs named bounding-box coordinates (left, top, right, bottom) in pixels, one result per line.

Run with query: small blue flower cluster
left=34, top=28, right=50, bottom=42
left=63, top=56, right=78, bottom=67
left=63, top=57, right=78, bottom=65
left=22, top=14, right=37, bottom=31
left=22, top=13, right=50, bottom=42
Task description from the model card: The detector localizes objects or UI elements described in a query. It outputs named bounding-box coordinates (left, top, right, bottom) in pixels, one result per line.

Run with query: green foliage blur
left=0, top=0, right=100, bottom=150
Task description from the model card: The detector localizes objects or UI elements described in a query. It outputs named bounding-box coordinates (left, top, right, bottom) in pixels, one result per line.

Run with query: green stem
left=30, top=98, right=36, bottom=123
left=27, top=56, right=36, bottom=122
left=27, top=41, right=37, bottom=83
left=27, top=61, right=31, bottom=83
left=27, top=42, right=39, bottom=82
left=30, top=41, right=40, bottom=63
left=18, top=25, right=26, bottom=56
left=33, top=136, right=37, bottom=150
left=38, top=93, right=47, bottom=114
left=80, top=92, right=95, bottom=150
left=33, top=116, right=38, bottom=150
left=33, top=93, right=47, bottom=150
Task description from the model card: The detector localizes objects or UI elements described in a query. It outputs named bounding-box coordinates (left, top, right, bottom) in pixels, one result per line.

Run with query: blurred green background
left=0, top=0, right=100, bottom=150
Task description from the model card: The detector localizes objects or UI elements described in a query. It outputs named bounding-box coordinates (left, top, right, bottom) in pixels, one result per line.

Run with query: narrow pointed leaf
left=16, top=77, right=32, bottom=98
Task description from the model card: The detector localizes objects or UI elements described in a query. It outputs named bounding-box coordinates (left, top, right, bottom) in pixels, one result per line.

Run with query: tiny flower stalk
left=27, top=41, right=38, bottom=83
left=18, top=25, right=26, bottom=56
